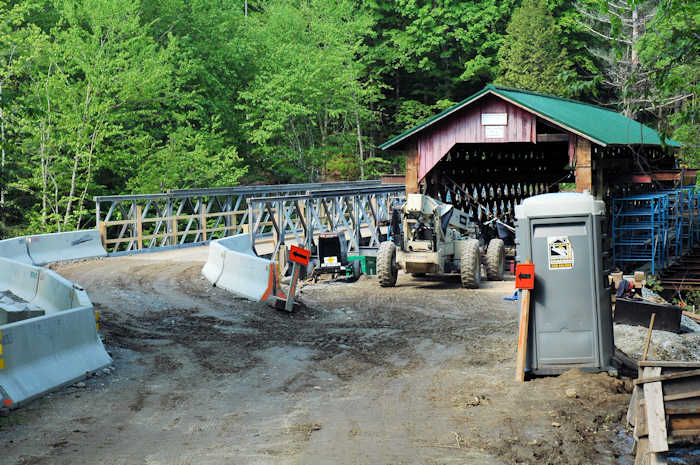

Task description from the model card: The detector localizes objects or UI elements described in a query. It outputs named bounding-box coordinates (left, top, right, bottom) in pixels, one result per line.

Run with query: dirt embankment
left=0, top=247, right=638, bottom=464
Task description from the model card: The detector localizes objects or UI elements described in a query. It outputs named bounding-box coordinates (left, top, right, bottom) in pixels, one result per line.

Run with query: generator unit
left=515, top=192, right=614, bottom=375
left=312, top=231, right=361, bottom=281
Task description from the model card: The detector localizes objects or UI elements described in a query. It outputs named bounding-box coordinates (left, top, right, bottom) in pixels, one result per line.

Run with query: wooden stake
left=515, top=258, right=532, bottom=382
left=642, top=313, right=656, bottom=361
left=135, top=205, right=143, bottom=250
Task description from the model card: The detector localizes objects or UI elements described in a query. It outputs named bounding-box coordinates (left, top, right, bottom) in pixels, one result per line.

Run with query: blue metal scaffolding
left=612, top=188, right=700, bottom=275
left=612, top=194, right=668, bottom=275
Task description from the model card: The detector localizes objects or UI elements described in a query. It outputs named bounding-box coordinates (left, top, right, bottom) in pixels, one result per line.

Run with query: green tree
left=637, top=0, right=699, bottom=158
left=237, top=0, right=380, bottom=182
left=496, top=0, right=573, bottom=96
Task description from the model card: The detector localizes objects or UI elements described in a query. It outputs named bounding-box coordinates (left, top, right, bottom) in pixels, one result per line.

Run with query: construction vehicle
left=377, top=193, right=505, bottom=288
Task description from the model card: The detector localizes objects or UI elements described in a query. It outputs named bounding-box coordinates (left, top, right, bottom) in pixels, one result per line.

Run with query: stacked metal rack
left=611, top=193, right=669, bottom=275
left=612, top=187, right=700, bottom=275
left=678, top=187, right=696, bottom=253
left=660, top=189, right=682, bottom=258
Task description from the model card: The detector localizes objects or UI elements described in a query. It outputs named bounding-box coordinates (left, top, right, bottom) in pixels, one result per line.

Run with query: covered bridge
left=380, top=84, right=684, bottom=225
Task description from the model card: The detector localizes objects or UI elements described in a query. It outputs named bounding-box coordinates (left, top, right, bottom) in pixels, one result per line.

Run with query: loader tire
left=485, top=238, right=505, bottom=281
left=350, top=259, right=362, bottom=282
left=377, top=241, right=398, bottom=287
left=460, top=239, right=481, bottom=289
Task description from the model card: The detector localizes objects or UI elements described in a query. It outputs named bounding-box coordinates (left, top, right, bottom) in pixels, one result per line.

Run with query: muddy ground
left=0, top=246, right=640, bottom=464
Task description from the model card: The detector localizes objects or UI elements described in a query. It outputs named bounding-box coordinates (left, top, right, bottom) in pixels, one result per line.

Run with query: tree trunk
left=0, top=83, right=5, bottom=207
left=354, top=106, right=365, bottom=180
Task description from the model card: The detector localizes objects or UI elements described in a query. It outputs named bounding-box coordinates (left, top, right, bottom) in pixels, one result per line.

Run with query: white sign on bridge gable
left=481, top=113, right=508, bottom=126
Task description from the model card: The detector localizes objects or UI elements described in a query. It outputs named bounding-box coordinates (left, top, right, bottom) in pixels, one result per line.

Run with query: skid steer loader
left=377, top=193, right=505, bottom=289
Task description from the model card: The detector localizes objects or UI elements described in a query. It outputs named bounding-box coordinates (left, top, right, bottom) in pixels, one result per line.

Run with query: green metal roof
left=379, top=84, right=680, bottom=149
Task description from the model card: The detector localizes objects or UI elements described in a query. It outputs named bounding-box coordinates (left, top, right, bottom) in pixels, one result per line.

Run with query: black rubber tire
left=350, top=260, right=362, bottom=282
left=460, top=239, right=481, bottom=289
left=485, top=238, right=505, bottom=281
left=377, top=241, right=398, bottom=287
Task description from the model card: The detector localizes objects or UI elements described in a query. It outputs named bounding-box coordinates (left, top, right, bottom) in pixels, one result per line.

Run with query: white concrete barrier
left=0, top=306, right=111, bottom=408
left=201, top=241, right=227, bottom=287
left=202, top=234, right=277, bottom=302
left=0, top=237, right=33, bottom=265
left=30, top=269, right=79, bottom=313
left=0, top=257, right=111, bottom=408
left=0, top=258, right=39, bottom=302
left=27, top=230, right=107, bottom=266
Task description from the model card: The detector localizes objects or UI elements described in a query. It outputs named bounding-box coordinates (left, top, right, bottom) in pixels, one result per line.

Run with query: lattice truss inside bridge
left=422, top=142, right=570, bottom=224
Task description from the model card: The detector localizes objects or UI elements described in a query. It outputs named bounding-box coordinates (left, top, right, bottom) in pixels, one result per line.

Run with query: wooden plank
left=135, top=205, right=143, bottom=250
left=668, top=428, right=700, bottom=437
left=668, top=414, right=700, bottom=433
left=683, top=311, right=700, bottom=322
left=643, top=367, right=669, bottom=453
left=634, top=369, right=700, bottom=385
left=642, top=313, right=656, bottom=361
left=639, top=360, right=700, bottom=368
left=574, top=137, right=592, bottom=193
left=515, top=260, right=532, bottom=383
left=627, top=385, right=639, bottom=427
left=664, top=390, right=700, bottom=402
left=102, top=210, right=245, bottom=227
left=405, top=142, right=419, bottom=194
left=200, top=202, right=207, bottom=242
left=536, top=133, right=569, bottom=143
left=666, top=407, right=700, bottom=415
left=634, top=437, right=649, bottom=465
left=98, top=222, right=107, bottom=248
left=634, top=398, right=648, bottom=439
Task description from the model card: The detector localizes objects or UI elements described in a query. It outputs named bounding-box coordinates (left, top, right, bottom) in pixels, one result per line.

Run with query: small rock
left=551, top=422, right=561, bottom=428
left=565, top=388, right=577, bottom=398
left=102, top=368, right=111, bottom=375
left=74, top=382, right=86, bottom=388
left=313, top=386, right=321, bottom=390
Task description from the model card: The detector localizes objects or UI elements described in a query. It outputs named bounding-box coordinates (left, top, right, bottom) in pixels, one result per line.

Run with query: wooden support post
left=574, top=137, right=593, bottom=194
left=200, top=202, right=207, bottom=242
left=515, top=258, right=533, bottom=382
left=642, top=313, right=656, bottom=361
left=405, top=142, right=419, bottom=194
left=98, top=221, right=107, bottom=248
left=135, top=205, right=143, bottom=250
left=642, top=366, right=669, bottom=453
left=171, top=217, right=178, bottom=245
left=166, top=199, right=174, bottom=246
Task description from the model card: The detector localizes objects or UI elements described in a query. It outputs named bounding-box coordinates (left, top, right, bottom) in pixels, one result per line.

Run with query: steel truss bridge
left=95, top=181, right=405, bottom=259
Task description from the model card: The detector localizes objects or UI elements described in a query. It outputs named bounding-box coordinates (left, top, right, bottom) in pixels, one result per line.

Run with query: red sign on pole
left=289, top=245, right=311, bottom=266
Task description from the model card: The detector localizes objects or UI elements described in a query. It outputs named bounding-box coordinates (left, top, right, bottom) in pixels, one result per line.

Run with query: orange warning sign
left=289, top=245, right=311, bottom=266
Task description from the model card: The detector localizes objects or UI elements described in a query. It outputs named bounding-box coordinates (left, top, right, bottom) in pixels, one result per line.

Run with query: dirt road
left=1, top=246, right=634, bottom=464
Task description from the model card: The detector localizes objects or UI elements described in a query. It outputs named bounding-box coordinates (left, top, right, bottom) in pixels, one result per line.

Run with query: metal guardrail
left=247, top=185, right=405, bottom=259
left=94, top=181, right=403, bottom=253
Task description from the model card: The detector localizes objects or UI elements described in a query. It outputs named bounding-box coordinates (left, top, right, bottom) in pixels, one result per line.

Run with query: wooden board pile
left=627, top=361, right=700, bottom=464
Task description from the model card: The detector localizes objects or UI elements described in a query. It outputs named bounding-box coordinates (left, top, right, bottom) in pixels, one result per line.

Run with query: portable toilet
left=515, top=192, right=614, bottom=375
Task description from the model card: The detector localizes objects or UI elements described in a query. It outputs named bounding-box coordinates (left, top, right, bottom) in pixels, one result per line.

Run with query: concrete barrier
left=0, top=306, right=111, bottom=408
left=202, top=234, right=277, bottom=302
left=0, top=258, right=39, bottom=303
left=201, top=241, right=227, bottom=287
left=0, top=257, right=111, bottom=408
left=0, top=237, right=33, bottom=265
left=27, top=230, right=107, bottom=266
left=30, top=269, right=81, bottom=313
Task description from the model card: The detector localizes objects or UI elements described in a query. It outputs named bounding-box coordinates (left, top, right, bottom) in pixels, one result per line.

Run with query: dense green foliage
left=0, top=0, right=696, bottom=235
left=496, top=0, right=572, bottom=95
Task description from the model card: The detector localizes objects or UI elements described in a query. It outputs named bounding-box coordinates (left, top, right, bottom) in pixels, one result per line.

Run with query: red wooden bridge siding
left=418, top=95, right=536, bottom=180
